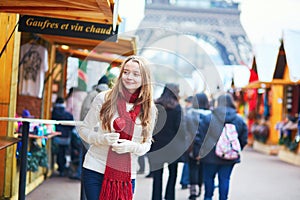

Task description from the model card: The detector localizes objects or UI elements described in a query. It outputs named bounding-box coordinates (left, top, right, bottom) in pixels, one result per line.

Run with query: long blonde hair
left=100, top=56, right=155, bottom=140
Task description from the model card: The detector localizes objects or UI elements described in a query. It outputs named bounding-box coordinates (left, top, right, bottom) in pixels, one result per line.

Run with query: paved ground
left=27, top=146, right=300, bottom=200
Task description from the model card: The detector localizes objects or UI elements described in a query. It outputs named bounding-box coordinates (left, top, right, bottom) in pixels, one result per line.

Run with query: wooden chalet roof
left=42, top=34, right=137, bottom=56
left=0, top=0, right=120, bottom=24
left=0, top=0, right=137, bottom=59
left=244, top=42, right=300, bottom=89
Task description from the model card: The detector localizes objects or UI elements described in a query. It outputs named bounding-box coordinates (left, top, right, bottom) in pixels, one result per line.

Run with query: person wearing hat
left=149, top=83, right=183, bottom=200
left=51, top=97, right=74, bottom=177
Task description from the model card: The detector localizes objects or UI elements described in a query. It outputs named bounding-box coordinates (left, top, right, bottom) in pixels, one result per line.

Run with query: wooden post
left=42, top=43, right=55, bottom=119
left=18, top=122, right=29, bottom=200
left=0, top=13, right=21, bottom=198
left=269, top=85, right=283, bottom=144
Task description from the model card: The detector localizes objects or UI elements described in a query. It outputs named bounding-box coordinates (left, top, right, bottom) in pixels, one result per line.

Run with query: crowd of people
left=144, top=90, right=248, bottom=200
left=50, top=55, right=249, bottom=200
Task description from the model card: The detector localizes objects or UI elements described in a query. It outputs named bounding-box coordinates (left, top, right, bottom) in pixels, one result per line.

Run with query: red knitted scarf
left=99, top=88, right=141, bottom=200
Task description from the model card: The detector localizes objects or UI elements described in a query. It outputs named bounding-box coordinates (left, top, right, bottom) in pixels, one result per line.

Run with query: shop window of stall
left=277, top=85, right=300, bottom=152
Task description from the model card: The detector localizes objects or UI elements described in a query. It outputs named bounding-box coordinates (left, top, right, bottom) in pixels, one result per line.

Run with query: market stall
left=244, top=39, right=300, bottom=156
left=0, top=1, right=138, bottom=199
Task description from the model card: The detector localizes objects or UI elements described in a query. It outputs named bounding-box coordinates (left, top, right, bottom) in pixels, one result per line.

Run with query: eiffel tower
left=135, top=0, right=252, bottom=66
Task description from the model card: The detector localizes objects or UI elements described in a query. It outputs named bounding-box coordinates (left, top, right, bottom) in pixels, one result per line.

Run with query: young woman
left=78, top=56, right=157, bottom=200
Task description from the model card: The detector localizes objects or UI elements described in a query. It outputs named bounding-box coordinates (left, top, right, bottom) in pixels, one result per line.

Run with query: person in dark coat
left=197, top=93, right=248, bottom=200
left=149, top=83, right=183, bottom=200
left=185, top=93, right=211, bottom=200
left=179, top=96, right=193, bottom=190
left=52, top=96, right=74, bottom=176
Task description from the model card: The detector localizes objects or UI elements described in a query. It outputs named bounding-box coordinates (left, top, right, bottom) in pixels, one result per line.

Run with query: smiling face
left=121, top=60, right=142, bottom=93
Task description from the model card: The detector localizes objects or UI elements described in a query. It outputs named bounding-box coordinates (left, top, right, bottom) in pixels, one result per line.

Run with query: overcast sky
left=239, top=0, right=300, bottom=45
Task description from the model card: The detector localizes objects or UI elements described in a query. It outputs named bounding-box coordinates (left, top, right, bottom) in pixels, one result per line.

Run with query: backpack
left=215, top=123, right=241, bottom=160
